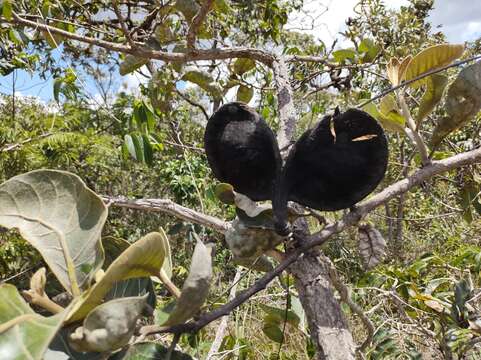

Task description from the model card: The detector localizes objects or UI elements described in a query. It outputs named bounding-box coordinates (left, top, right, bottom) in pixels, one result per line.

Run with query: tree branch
left=140, top=146, right=481, bottom=336
left=112, top=0, right=135, bottom=47
left=0, top=132, right=52, bottom=152
left=187, top=0, right=214, bottom=49
left=272, top=57, right=297, bottom=149
left=101, top=195, right=229, bottom=233
left=327, top=257, right=374, bottom=351
left=175, top=89, right=209, bottom=121
left=10, top=11, right=275, bottom=65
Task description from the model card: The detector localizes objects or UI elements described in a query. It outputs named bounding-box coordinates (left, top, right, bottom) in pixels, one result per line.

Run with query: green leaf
left=182, top=69, right=222, bottom=99
left=0, top=170, right=106, bottom=296
left=123, top=134, right=137, bottom=160
left=378, top=95, right=406, bottom=132
left=358, top=38, right=380, bottom=63
left=259, top=304, right=300, bottom=327
left=0, top=284, right=68, bottom=360
left=69, top=295, right=148, bottom=353
left=225, top=217, right=283, bottom=258
left=362, top=96, right=405, bottom=133
left=236, top=85, right=254, bottom=103
left=233, top=58, right=255, bottom=75
left=431, top=60, right=481, bottom=147
left=141, top=134, right=154, bottom=166
left=332, top=48, right=356, bottom=63
left=458, top=182, right=481, bottom=223
left=174, top=0, right=200, bottom=21
left=262, top=318, right=284, bottom=343
left=2, top=0, right=12, bottom=20
left=105, top=277, right=156, bottom=312
left=163, top=241, right=213, bottom=326
left=102, top=236, right=131, bottom=268
left=214, top=183, right=235, bottom=204
left=404, top=44, right=464, bottom=88
left=119, top=55, right=149, bottom=76
left=53, top=78, right=62, bottom=103
left=416, top=74, right=448, bottom=123
left=66, top=231, right=168, bottom=324
left=131, top=133, right=145, bottom=162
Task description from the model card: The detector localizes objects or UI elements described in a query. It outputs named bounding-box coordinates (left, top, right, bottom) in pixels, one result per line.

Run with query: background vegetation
left=0, top=0, right=480, bottom=359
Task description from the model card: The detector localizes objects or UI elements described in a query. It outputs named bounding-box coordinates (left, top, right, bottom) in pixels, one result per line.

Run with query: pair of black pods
left=204, top=102, right=388, bottom=235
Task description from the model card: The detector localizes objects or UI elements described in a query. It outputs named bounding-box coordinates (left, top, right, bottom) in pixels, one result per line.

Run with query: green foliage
left=0, top=169, right=213, bottom=358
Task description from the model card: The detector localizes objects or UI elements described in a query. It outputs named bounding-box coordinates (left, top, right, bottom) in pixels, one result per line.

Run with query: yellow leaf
left=424, top=299, right=444, bottom=312
left=66, top=231, right=168, bottom=324
left=404, top=44, right=464, bottom=88
left=386, top=56, right=412, bottom=86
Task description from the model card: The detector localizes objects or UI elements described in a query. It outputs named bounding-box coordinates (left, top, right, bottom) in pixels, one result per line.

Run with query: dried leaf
left=358, top=224, right=386, bottom=270
left=386, top=56, right=412, bottom=86
left=424, top=299, right=444, bottom=312
left=352, top=134, right=378, bottom=142
left=69, top=295, right=147, bottom=352
left=431, top=60, right=481, bottom=147
left=329, top=116, right=337, bottom=143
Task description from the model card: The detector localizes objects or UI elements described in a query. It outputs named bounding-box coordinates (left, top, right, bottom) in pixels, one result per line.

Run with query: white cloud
left=120, top=65, right=150, bottom=95
left=428, top=0, right=481, bottom=42
left=287, top=0, right=410, bottom=47
left=288, top=0, right=480, bottom=47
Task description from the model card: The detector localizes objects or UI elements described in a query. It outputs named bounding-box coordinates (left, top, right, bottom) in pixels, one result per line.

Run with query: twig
left=397, top=91, right=430, bottom=165
left=205, top=268, right=242, bottom=360
left=139, top=146, right=481, bottom=336
left=175, top=89, right=209, bottom=121
left=327, top=259, right=374, bottom=351
left=112, top=0, right=135, bottom=47
left=22, top=289, right=64, bottom=314
left=158, top=269, right=181, bottom=299
left=187, top=0, right=215, bottom=49
left=101, top=195, right=229, bottom=233
left=357, top=54, right=481, bottom=108
left=10, top=11, right=275, bottom=66
left=164, top=139, right=205, bottom=153
left=0, top=132, right=52, bottom=152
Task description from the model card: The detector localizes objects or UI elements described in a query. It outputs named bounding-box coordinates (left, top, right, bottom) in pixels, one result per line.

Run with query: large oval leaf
left=69, top=295, right=148, bottom=353
left=232, top=58, right=255, bottom=75
left=66, top=231, right=168, bottom=324
left=404, top=44, right=464, bottom=88
left=0, top=284, right=68, bottom=360
left=416, top=74, right=448, bottom=123
left=236, top=85, right=254, bottom=103
left=431, top=60, right=481, bottom=146
left=0, top=170, right=106, bottom=296
left=163, top=241, right=213, bottom=326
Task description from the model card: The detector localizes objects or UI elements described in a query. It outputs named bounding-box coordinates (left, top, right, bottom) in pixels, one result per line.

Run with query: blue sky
left=1, top=0, right=480, bottom=105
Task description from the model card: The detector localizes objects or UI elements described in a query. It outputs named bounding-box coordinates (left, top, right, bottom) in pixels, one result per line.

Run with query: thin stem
left=397, top=91, right=430, bottom=165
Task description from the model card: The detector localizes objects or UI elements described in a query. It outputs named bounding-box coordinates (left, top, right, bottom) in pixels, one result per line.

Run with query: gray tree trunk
left=290, top=248, right=356, bottom=360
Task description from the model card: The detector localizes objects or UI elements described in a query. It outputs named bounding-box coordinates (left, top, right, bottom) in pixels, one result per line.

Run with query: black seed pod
left=274, top=108, right=388, bottom=234
left=204, top=102, right=282, bottom=201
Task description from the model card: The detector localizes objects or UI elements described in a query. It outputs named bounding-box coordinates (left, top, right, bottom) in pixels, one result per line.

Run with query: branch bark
left=101, top=195, right=229, bottom=233
left=187, top=0, right=214, bottom=49
left=10, top=11, right=275, bottom=66
left=272, top=58, right=297, bottom=149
